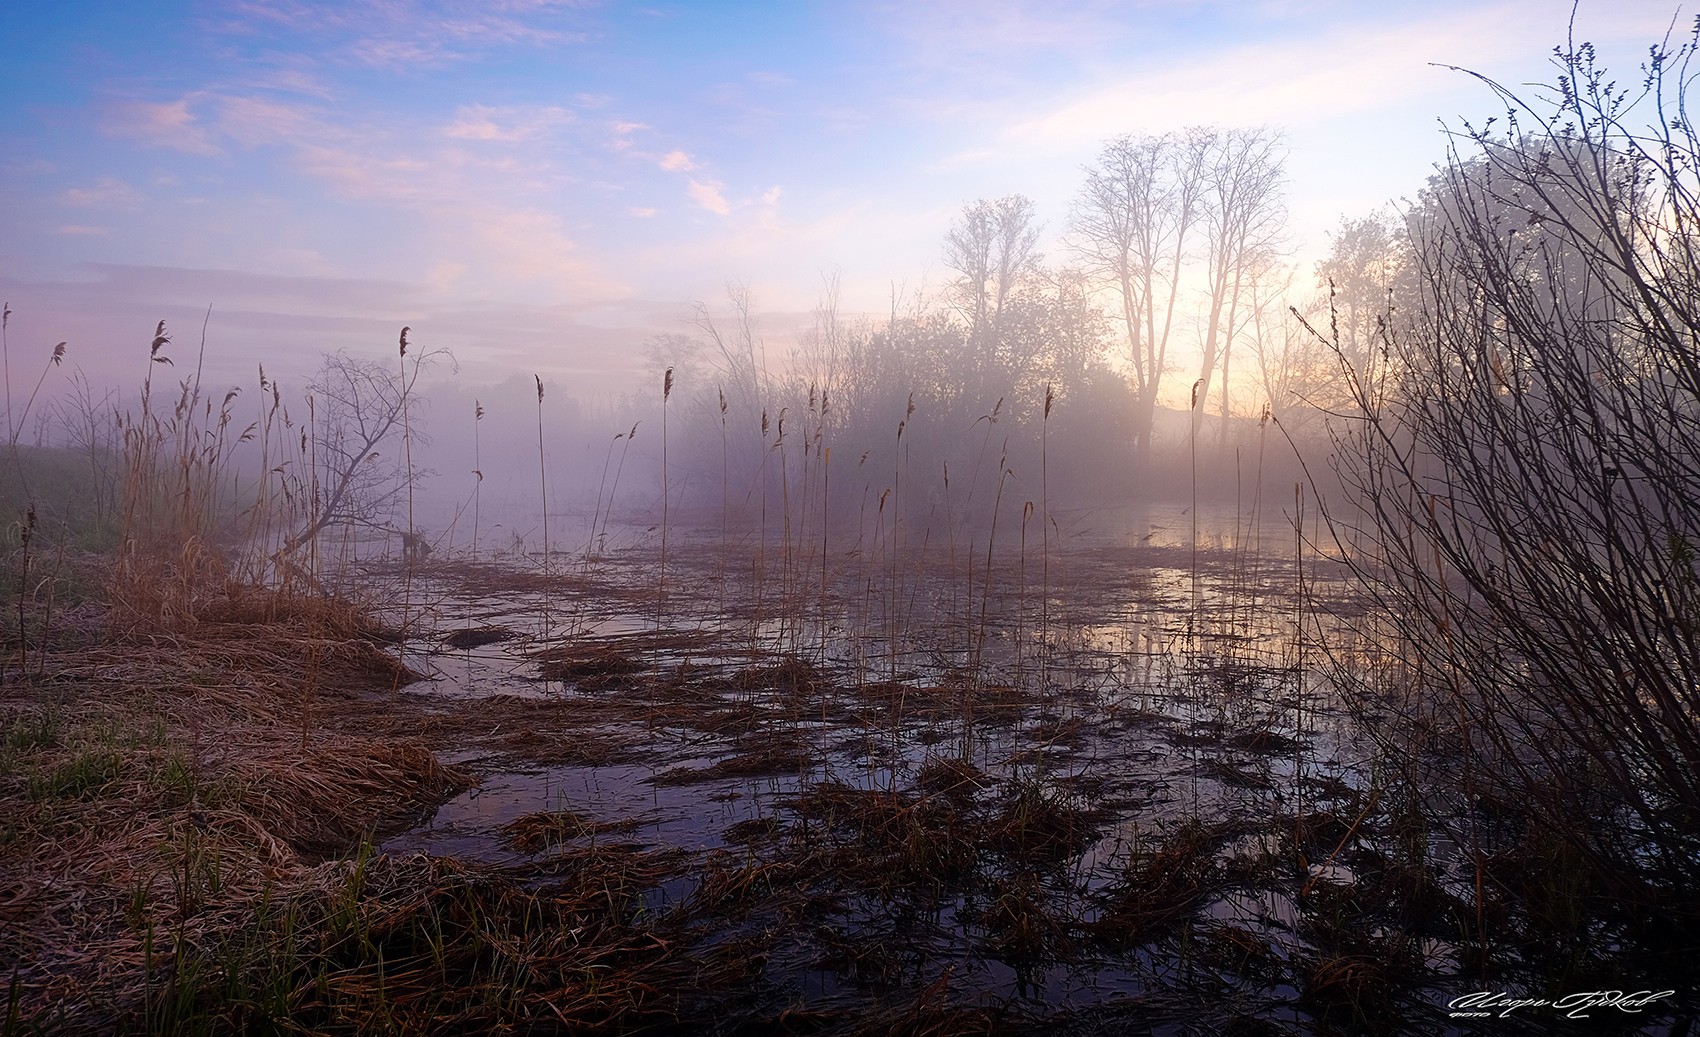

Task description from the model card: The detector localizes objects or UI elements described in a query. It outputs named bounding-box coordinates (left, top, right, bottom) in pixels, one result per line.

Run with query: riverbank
left=1, top=578, right=469, bottom=1031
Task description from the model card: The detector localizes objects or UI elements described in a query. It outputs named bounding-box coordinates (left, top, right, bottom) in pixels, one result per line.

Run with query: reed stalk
left=472, top=400, right=484, bottom=559
left=13, top=504, right=34, bottom=679
left=395, top=327, right=415, bottom=684
left=1292, top=479, right=1305, bottom=858
left=1190, top=378, right=1203, bottom=641
left=601, top=422, right=638, bottom=558
left=890, top=395, right=912, bottom=685
left=588, top=429, right=622, bottom=561
left=535, top=375, right=549, bottom=635
left=1041, top=384, right=1052, bottom=689
left=661, top=367, right=673, bottom=622
left=10, top=342, right=66, bottom=454
left=2, top=302, right=10, bottom=444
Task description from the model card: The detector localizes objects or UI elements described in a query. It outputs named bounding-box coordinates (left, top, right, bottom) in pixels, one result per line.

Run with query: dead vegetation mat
left=0, top=586, right=471, bottom=1032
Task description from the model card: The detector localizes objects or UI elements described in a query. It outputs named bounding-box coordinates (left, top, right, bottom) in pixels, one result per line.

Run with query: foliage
left=1320, top=29, right=1700, bottom=907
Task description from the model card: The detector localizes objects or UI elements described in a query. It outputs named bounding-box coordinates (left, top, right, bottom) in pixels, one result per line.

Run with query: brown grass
left=0, top=583, right=467, bottom=1028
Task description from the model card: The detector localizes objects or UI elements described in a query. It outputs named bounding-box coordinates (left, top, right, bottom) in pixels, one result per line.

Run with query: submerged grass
left=8, top=520, right=1696, bottom=1035
left=2, top=319, right=1693, bottom=1033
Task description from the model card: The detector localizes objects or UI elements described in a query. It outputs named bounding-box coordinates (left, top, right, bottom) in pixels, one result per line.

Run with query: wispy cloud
left=215, top=0, right=591, bottom=71
left=443, top=104, right=576, bottom=142
left=1005, top=5, right=1548, bottom=145
left=61, top=177, right=143, bottom=208
left=688, top=179, right=730, bottom=215
left=101, top=98, right=220, bottom=155
left=659, top=149, right=695, bottom=171
left=92, top=80, right=629, bottom=304
left=215, top=95, right=327, bottom=148
left=866, top=0, right=1139, bottom=86
left=609, top=120, right=647, bottom=151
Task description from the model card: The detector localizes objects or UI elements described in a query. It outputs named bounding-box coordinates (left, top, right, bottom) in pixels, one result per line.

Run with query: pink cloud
left=221, top=0, right=587, bottom=71
left=102, top=98, right=219, bottom=155
left=687, top=179, right=730, bottom=215
left=61, top=177, right=142, bottom=208
left=443, top=104, right=575, bottom=142
left=659, top=149, right=695, bottom=171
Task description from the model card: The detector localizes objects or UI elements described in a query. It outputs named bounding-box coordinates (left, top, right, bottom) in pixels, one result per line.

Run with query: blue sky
left=0, top=0, right=1687, bottom=398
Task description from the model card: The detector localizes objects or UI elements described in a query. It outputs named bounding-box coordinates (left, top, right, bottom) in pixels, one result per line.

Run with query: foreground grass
left=4, top=538, right=1694, bottom=1035
left=0, top=580, right=475, bottom=1034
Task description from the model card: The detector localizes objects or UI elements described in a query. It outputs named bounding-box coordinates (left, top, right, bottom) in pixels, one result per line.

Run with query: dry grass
left=0, top=584, right=468, bottom=1030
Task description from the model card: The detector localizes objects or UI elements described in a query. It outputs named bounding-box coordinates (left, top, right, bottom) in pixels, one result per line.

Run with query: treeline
left=625, top=127, right=1387, bottom=533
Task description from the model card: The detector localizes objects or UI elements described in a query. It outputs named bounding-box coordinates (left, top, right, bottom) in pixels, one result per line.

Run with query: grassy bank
left=0, top=582, right=470, bottom=1033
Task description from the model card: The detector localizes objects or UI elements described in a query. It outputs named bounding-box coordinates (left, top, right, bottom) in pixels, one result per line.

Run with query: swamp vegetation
left=3, top=33, right=1700, bottom=1037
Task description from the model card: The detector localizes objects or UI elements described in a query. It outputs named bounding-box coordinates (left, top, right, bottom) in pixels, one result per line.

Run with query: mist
left=7, top=4, right=1700, bottom=1033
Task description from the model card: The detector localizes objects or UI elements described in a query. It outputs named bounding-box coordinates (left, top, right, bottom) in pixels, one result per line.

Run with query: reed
left=1040, top=384, right=1052, bottom=689
left=660, top=366, right=673, bottom=620
left=472, top=399, right=484, bottom=559
left=11, top=504, right=34, bottom=680
left=534, top=375, right=548, bottom=566
left=532, top=375, right=552, bottom=638
left=9, top=341, right=65, bottom=456
left=1, top=303, right=10, bottom=445
left=967, top=438, right=1011, bottom=765
left=889, top=394, right=912, bottom=685
left=394, top=327, right=416, bottom=681
left=586, top=427, right=623, bottom=561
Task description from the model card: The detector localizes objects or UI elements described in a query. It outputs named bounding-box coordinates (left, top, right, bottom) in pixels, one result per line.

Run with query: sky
left=0, top=0, right=1690, bottom=403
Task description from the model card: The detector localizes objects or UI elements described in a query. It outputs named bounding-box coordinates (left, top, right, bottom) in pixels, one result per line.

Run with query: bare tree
left=689, top=283, right=772, bottom=492
left=1071, top=131, right=1210, bottom=465
left=1194, top=127, right=1286, bottom=448
left=942, top=195, right=1043, bottom=344
left=1248, top=264, right=1333, bottom=434
left=1314, top=209, right=1404, bottom=372
left=276, top=340, right=445, bottom=559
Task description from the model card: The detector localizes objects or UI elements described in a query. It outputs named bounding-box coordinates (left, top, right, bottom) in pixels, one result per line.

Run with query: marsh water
left=358, top=505, right=1619, bottom=1034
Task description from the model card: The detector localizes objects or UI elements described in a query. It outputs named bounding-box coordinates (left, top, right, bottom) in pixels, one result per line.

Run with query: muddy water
left=365, top=514, right=1502, bottom=1033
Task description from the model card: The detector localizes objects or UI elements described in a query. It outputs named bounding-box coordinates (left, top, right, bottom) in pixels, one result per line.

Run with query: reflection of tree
left=1324, top=37, right=1700, bottom=906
